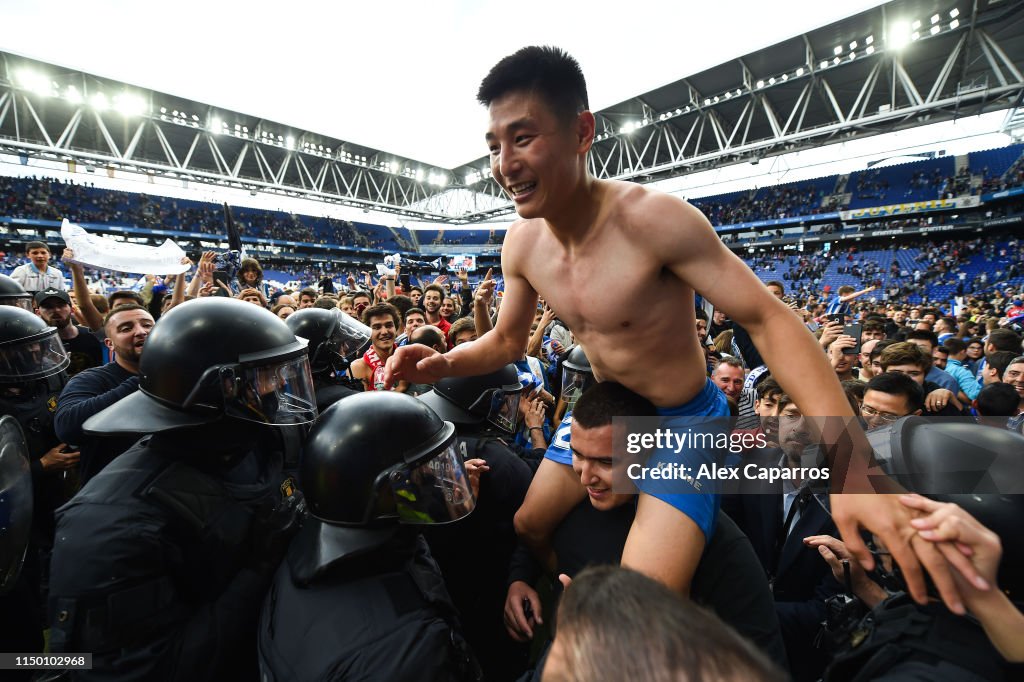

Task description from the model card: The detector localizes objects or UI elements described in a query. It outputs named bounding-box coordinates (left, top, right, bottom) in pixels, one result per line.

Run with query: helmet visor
left=330, top=309, right=371, bottom=360
left=469, top=387, right=521, bottom=433
left=0, top=416, right=32, bottom=594
left=387, top=442, right=476, bottom=524
left=0, top=334, right=69, bottom=383
left=223, top=355, right=318, bottom=425
left=0, top=298, right=34, bottom=313
left=561, top=366, right=595, bottom=409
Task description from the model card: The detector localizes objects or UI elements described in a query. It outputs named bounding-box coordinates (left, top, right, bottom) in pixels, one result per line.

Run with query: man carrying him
left=387, top=46, right=966, bottom=611
left=34, top=288, right=103, bottom=376
left=9, top=241, right=65, bottom=293
left=54, top=304, right=154, bottom=483
left=349, top=303, right=407, bottom=393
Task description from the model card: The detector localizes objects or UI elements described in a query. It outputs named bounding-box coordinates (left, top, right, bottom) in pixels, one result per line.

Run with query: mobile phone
left=827, top=313, right=847, bottom=324
left=842, top=324, right=862, bottom=355
left=400, top=272, right=411, bottom=290
left=213, top=270, right=231, bottom=297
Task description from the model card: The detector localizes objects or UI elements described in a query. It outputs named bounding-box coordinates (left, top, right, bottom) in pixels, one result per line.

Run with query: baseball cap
left=33, top=288, right=71, bottom=306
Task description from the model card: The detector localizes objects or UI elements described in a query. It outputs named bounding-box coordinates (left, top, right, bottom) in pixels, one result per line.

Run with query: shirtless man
left=387, top=46, right=978, bottom=612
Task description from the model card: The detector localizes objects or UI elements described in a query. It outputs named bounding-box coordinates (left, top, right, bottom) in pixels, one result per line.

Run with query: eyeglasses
left=860, top=404, right=902, bottom=423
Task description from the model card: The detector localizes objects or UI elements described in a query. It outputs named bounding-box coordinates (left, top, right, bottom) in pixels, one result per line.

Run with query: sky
left=1, top=0, right=894, bottom=169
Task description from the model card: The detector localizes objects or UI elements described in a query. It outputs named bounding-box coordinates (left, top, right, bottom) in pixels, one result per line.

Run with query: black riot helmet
left=0, top=305, right=70, bottom=386
left=867, top=416, right=1024, bottom=601
left=290, top=392, right=475, bottom=581
left=560, top=344, right=594, bottom=410
left=84, top=298, right=317, bottom=435
left=285, top=307, right=370, bottom=375
left=0, top=275, right=34, bottom=313
left=418, top=364, right=523, bottom=434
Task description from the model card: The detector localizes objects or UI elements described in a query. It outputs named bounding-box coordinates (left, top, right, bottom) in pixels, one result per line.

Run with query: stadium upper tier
left=2, top=142, right=1023, bottom=251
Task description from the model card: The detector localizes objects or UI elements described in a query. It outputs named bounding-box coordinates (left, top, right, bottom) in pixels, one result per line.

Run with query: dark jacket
left=48, top=431, right=287, bottom=681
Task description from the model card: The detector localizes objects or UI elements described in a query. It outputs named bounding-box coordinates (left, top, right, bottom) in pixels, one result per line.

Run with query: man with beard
left=54, top=304, right=154, bottom=483
left=34, top=288, right=102, bottom=376
left=349, top=303, right=408, bottom=393
left=422, top=284, right=452, bottom=337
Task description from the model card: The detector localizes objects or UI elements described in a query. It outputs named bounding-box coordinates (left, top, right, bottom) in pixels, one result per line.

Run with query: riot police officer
left=258, top=391, right=480, bottom=681
left=284, top=306, right=368, bottom=411
left=0, top=273, right=35, bottom=312
left=0, top=415, right=38, bottom=676
left=419, top=366, right=535, bottom=680
left=0, top=305, right=74, bottom=652
left=47, top=298, right=311, bottom=681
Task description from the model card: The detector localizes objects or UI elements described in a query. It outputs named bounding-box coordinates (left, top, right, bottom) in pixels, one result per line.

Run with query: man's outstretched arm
left=644, top=193, right=972, bottom=613
left=384, top=225, right=536, bottom=386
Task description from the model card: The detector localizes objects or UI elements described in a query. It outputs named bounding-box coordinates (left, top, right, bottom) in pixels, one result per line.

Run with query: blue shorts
left=544, top=379, right=729, bottom=541
left=640, top=378, right=729, bottom=541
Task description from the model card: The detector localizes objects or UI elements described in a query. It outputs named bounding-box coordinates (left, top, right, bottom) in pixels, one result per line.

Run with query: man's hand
left=924, top=388, right=959, bottom=413
left=503, top=581, right=543, bottom=642
left=804, top=534, right=888, bottom=606
left=40, top=444, right=80, bottom=472
left=457, top=267, right=469, bottom=285
left=464, top=458, right=489, bottom=500
left=432, top=274, right=449, bottom=286
left=522, top=395, right=546, bottom=430
left=828, top=335, right=857, bottom=367
left=474, top=268, right=496, bottom=308
left=818, top=320, right=843, bottom=349
left=902, top=494, right=996, bottom=596
left=383, top=344, right=450, bottom=388
left=831, top=493, right=968, bottom=614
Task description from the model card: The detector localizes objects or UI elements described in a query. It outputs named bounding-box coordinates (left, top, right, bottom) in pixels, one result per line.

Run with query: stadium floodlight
left=930, top=24, right=940, bottom=35
left=949, top=19, right=959, bottom=29
left=930, top=14, right=940, bottom=24
left=818, top=61, right=828, bottom=70
left=796, top=67, right=804, bottom=76
left=850, top=40, right=858, bottom=50
left=912, top=31, right=920, bottom=40
left=849, top=51, right=856, bottom=60
left=866, top=35, right=874, bottom=45
left=833, top=45, right=842, bottom=55
left=756, top=78, right=765, bottom=87
left=415, top=169, right=425, bottom=181
left=949, top=8, right=959, bottom=19
left=781, top=73, right=788, bottom=81
left=65, top=85, right=83, bottom=105
left=888, top=21, right=911, bottom=49
left=911, top=19, right=921, bottom=30
left=209, top=117, right=223, bottom=133
left=90, top=92, right=109, bottom=111
left=768, top=76, right=776, bottom=85
left=114, top=93, right=146, bottom=117
left=866, top=45, right=875, bottom=55
left=833, top=56, right=841, bottom=65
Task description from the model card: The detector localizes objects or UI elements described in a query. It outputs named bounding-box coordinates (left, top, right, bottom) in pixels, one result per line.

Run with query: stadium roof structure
left=1, top=0, right=1022, bottom=224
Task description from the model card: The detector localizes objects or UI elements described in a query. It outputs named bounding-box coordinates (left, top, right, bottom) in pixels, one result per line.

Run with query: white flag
left=61, top=219, right=189, bottom=275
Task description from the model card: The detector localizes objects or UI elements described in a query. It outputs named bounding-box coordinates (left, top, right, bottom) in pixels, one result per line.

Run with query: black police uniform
left=47, top=298, right=316, bottom=681
left=423, top=433, right=533, bottom=681
left=259, top=531, right=473, bottom=682
left=48, top=428, right=292, bottom=681
left=258, top=391, right=481, bottom=682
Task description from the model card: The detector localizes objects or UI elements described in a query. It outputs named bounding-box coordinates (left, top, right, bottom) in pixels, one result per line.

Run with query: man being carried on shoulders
left=386, top=46, right=978, bottom=611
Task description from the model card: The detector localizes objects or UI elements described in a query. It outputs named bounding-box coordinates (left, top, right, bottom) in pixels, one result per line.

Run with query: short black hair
left=573, top=382, right=657, bottom=429
left=299, top=287, right=318, bottom=301
left=943, top=338, right=967, bottom=355
left=404, top=306, right=426, bottom=322
left=975, top=383, right=1020, bottom=417
left=477, top=46, right=589, bottom=125
left=985, top=350, right=1019, bottom=378
left=906, top=329, right=939, bottom=350
left=987, top=328, right=1022, bottom=352
left=765, top=280, right=785, bottom=293
left=866, top=373, right=924, bottom=413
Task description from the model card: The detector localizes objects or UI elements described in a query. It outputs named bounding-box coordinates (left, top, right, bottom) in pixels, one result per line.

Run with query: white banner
left=61, top=219, right=189, bottom=275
